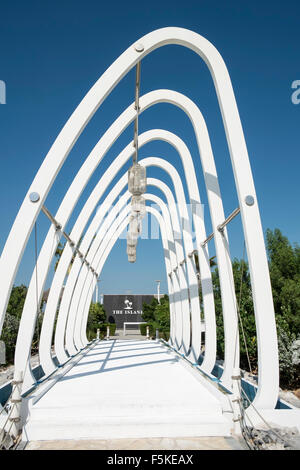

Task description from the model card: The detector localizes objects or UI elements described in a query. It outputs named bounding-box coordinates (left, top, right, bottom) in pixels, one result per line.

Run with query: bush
left=86, top=302, right=107, bottom=340
left=97, top=323, right=116, bottom=339
left=140, top=295, right=170, bottom=341
left=140, top=323, right=155, bottom=336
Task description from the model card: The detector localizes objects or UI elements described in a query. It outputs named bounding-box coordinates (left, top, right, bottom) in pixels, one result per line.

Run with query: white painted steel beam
left=40, top=164, right=197, bottom=378
left=0, top=27, right=278, bottom=409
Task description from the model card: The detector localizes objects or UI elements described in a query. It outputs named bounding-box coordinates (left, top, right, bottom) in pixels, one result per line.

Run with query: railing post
left=146, top=326, right=150, bottom=340
left=155, top=329, right=159, bottom=341
left=9, top=370, right=23, bottom=438
left=231, top=367, right=242, bottom=435
left=96, top=328, right=100, bottom=340
left=106, top=325, right=110, bottom=340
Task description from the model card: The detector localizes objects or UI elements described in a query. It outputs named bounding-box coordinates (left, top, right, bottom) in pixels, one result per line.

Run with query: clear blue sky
left=0, top=0, right=299, bottom=295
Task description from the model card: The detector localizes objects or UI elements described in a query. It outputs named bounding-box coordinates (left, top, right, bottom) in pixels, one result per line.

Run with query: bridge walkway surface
left=21, top=339, right=238, bottom=446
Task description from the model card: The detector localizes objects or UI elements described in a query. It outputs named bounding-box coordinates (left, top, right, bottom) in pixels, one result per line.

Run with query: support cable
left=233, top=241, right=291, bottom=450
left=41, top=205, right=98, bottom=276
left=33, top=222, right=40, bottom=353
left=133, top=62, right=141, bottom=164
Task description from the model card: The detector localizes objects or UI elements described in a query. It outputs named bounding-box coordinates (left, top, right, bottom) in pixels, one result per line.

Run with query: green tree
left=86, top=302, right=106, bottom=340
left=213, top=259, right=257, bottom=371
left=213, top=228, right=300, bottom=388
left=142, top=297, right=158, bottom=323
left=6, top=284, right=27, bottom=319
left=142, top=295, right=170, bottom=340
left=266, top=228, right=300, bottom=336
left=0, top=285, right=28, bottom=363
left=1, top=313, right=20, bottom=363
left=153, top=295, right=170, bottom=334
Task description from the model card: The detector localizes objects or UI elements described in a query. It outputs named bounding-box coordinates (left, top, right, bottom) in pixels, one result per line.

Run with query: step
left=23, top=411, right=232, bottom=441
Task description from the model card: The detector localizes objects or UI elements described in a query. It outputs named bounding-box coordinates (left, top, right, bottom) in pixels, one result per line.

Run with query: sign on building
left=103, top=295, right=155, bottom=328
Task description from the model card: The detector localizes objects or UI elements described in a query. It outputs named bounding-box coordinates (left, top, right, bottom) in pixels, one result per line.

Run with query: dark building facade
left=103, top=294, right=156, bottom=328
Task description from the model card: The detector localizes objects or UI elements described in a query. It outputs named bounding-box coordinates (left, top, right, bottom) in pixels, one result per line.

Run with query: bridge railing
left=0, top=371, right=23, bottom=449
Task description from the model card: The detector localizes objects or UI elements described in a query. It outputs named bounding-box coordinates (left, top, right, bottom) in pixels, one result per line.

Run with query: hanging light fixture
left=128, top=216, right=140, bottom=236
left=126, top=62, right=144, bottom=265
left=128, top=163, right=146, bottom=196
left=126, top=245, right=136, bottom=256
left=127, top=230, right=138, bottom=247
left=131, top=195, right=146, bottom=218
left=128, top=253, right=136, bottom=263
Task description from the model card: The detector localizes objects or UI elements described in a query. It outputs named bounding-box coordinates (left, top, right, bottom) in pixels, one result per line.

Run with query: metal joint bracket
left=233, top=416, right=242, bottom=423
left=232, top=398, right=242, bottom=403
left=9, top=417, right=21, bottom=422
left=11, top=380, right=23, bottom=385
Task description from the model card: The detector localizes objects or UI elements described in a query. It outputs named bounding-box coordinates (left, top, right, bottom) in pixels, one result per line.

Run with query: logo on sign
left=112, top=298, right=142, bottom=315
left=124, top=299, right=133, bottom=310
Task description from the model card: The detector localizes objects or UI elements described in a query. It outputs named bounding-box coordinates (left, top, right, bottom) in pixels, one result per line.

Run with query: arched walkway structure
left=0, top=27, right=278, bottom=414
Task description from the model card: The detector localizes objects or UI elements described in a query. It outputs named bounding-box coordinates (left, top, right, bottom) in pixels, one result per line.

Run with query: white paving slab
left=23, top=340, right=232, bottom=441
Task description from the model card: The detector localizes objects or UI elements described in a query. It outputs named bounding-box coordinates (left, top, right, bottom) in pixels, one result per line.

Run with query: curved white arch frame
left=63, top=187, right=187, bottom=356
left=74, top=191, right=188, bottom=350
left=39, top=162, right=199, bottom=379
left=72, top=193, right=183, bottom=352
left=65, top=191, right=182, bottom=354
left=77, top=205, right=179, bottom=352
left=26, top=127, right=209, bottom=383
left=19, top=128, right=205, bottom=391
left=36, top=86, right=238, bottom=382
left=50, top=147, right=204, bottom=372
left=53, top=148, right=233, bottom=384
left=52, top=174, right=190, bottom=366
left=0, top=27, right=278, bottom=409
left=59, top=155, right=201, bottom=362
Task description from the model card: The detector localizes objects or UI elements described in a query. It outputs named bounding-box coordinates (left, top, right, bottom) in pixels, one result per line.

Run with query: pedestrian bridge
left=1, top=27, right=300, bottom=450
left=22, top=339, right=232, bottom=442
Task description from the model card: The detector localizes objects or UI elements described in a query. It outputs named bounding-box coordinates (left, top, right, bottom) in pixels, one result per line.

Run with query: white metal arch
left=77, top=204, right=179, bottom=352
left=39, top=161, right=199, bottom=380
left=0, top=27, right=278, bottom=410
left=64, top=188, right=186, bottom=356
left=72, top=193, right=183, bottom=353
left=35, top=84, right=240, bottom=380
left=64, top=191, right=181, bottom=356
left=51, top=175, right=188, bottom=365
left=50, top=138, right=202, bottom=368
left=18, top=128, right=206, bottom=391
left=13, top=87, right=228, bottom=382
left=54, top=149, right=203, bottom=371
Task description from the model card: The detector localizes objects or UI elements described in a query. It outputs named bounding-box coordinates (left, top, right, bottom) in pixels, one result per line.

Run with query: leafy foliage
left=213, top=228, right=300, bottom=388
left=142, top=295, right=170, bottom=339
left=1, top=228, right=299, bottom=390
left=0, top=285, right=27, bottom=363
left=1, top=313, right=20, bottom=363
left=142, top=297, right=158, bottom=323
left=213, top=259, right=257, bottom=371
left=86, top=302, right=107, bottom=340
left=6, top=284, right=27, bottom=320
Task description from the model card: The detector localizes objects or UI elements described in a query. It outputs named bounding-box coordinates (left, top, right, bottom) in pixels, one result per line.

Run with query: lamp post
left=95, top=279, right=101, bottom=303
left=155, top=280, right=161, bottom=304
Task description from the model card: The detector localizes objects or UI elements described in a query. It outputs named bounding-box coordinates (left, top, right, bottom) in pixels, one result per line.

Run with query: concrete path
left=22, top=340, right=232, bottom=443
left=24, top=436, right=244, bottom=450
